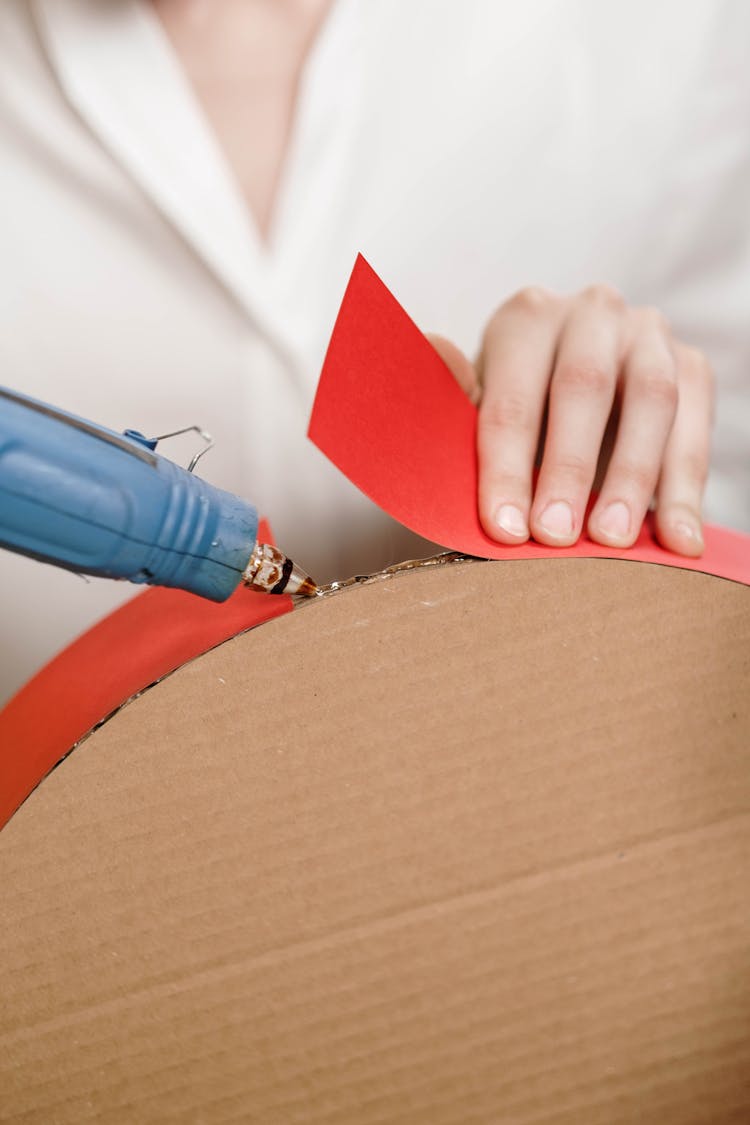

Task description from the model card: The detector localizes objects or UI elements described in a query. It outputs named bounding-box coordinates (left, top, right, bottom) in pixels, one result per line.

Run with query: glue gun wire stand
left=0, top=386, right=318, bottom=601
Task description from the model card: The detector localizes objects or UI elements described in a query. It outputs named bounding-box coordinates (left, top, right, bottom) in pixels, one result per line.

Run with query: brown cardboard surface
left=1, top=557, right=749, bottom=1124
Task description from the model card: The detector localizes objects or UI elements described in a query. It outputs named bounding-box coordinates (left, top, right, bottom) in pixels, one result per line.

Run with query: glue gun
left=0, top=386, right=317, bottom=600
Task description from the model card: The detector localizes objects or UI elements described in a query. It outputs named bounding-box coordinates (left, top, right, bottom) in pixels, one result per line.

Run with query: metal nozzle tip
left=242, top=542, right=318, bottom=597
left=284, top=566, right=319, bottom=597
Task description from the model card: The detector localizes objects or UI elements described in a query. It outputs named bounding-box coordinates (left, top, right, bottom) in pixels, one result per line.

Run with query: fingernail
left=538, top=500, right=574, bottom=540
left=597, top=500, right=631, bottom=542
left=675, top=520, right=704, bottom=551
left=494, top=503, right=528, bottom=538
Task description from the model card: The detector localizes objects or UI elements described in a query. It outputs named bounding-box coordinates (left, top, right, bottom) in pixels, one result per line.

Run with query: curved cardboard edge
left=0, top=522, right=292, bottom=830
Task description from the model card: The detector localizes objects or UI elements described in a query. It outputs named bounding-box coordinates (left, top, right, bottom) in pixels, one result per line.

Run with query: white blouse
left=1, top=0, right=749, bottom=702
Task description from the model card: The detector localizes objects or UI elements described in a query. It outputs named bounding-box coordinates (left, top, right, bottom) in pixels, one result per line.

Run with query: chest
left=151, top=0, right=334, bottom=238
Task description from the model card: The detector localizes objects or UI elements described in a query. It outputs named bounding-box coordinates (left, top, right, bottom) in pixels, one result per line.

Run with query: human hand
left=431, top=285, right=714, bottom=556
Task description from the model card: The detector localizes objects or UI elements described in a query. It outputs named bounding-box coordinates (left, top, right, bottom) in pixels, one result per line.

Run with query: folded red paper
left=309, top=254, right=750, bottom=586
left=0, top=521, right=292, bottom=829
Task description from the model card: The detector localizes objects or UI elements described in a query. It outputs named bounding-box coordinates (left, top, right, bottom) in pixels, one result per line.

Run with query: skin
left=154, top=1, right=714, bottom=556
left=152, top=0, right=335, bottom=239
left=431, top=292, right=713, bottom=556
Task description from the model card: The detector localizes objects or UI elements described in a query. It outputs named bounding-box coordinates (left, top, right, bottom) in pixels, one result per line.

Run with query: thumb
left=427, top=333, right=481, bottom=406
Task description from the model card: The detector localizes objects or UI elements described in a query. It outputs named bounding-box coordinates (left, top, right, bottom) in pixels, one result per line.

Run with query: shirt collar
left=31, top=0, right=303, bottom=358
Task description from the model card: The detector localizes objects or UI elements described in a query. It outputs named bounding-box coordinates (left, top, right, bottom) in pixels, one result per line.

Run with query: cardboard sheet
left=1, top=558, right=749, bottom=1124
left=2, top=254, right=749, bottom=1123
left=309, top=255, right=750, bottom=585
left=0, top=521, right=291, bottom=829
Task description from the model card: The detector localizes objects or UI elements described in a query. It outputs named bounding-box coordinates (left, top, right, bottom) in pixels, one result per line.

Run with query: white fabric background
left=1, top=0, right=748, bottom=703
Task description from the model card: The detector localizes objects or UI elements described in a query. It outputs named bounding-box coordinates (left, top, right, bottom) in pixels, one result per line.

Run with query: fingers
left=587, top=308, right=679, bottom=548
left=530, top=286, right=623, bottom=545
left=447, top=284, right=713, bottom=560
left=477, top=288, right=563, bottom=542
left=653, top=344, right=714, bottom=555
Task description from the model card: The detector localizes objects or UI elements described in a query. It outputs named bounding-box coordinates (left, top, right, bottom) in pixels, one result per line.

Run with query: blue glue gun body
left=0, top=387, right=259, bottom=602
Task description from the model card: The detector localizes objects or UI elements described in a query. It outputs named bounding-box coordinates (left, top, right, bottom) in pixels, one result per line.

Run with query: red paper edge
left=0, top=520, right=292, bottom=830
left=309, top=254, right=750, bottom=588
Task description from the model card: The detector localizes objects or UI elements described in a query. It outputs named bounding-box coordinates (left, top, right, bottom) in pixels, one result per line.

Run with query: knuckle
left=680, top=344, right=715, bottom=386
left=638, top=305, right=671, bottom=336
left=503, top=285, right=558, bottom=318
left=681, top=447, right=710, bottom=490
left=553, top=358, right=613, bottom=397
left=479, top=393, right=534, bottom=433
left=631, top=364, right=679, bottom=410
left=482, top=468, right=528, bottom=494
left=613, top=458, right=657, bottom=494
left=580, top=282, right=625, bottom=311
left=548, top=451, right=593, bottom=485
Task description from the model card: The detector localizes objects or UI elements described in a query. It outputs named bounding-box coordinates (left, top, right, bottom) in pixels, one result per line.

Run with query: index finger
left=477, top=289, right=564, bottom=542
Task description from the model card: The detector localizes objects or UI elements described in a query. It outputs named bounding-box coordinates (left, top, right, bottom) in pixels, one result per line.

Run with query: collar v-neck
left=31, top=0, right=343, bottom=359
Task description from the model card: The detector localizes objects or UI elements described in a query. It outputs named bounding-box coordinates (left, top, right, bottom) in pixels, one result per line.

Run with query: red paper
left=310, top=255, right=750, bottom=585
left=0, top=521, right=292, bottom=829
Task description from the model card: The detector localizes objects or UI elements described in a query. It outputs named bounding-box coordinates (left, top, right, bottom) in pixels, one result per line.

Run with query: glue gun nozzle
left=242, top=541, right=318, bottom=597
left=285, top=566, right=319, bottom=597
